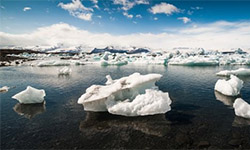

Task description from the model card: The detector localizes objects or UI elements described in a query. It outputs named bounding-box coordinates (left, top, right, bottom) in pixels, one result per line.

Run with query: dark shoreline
left=0, top=49, right=80, bottom=67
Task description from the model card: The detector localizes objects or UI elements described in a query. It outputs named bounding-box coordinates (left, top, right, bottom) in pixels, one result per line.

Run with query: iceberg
left=168, top=56, right=219, bottom=66
left=214, top=75, right=243, bottom=96
left=216, top=68, right=250, bottom=77
left=233, top=98, right=250, bottom=119
left=100, top=60, right=128, bottom=66
left=58, top=67, right=72, bottom=75
left=0, top=86, right=10, bottom=93
left=106, top=89, right=171, bottom=116
left=12, top=86, right=46, bottom=104
left=78, top=73, right=172, bottom=116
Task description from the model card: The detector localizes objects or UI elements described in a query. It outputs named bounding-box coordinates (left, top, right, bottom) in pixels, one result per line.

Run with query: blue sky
left=1, top=0, right=250, bottom=50
left=1, top=0, right=250, bottom=34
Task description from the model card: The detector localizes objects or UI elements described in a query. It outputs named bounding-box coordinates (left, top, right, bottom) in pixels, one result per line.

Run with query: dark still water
left=1, top=64, right=250, bottom=149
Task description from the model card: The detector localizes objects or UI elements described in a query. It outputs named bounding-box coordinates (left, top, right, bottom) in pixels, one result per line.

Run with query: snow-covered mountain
left=0, top=44, right=249, bottom=54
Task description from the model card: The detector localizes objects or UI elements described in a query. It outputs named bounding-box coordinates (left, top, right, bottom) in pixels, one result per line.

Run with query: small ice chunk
left=214, top=75, right=243, bottom=96
left=58, top=67, right=72, bottom=75
left=0, top=86, right=10, bottom=92
left=233, top=98, right=250, bottom=119
left=216, top=68, right=250, bottom=76
left=106, top=89, right=172, bottom=116
left=105, top=75, right=114, bottom=85
left=12, top=86, right=46, bottom=104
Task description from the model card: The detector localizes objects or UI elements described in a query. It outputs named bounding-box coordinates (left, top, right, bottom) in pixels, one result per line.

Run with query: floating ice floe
left=37, top=60, right=71, bottom=67
left=78, top=73, right=172, bottom=116
left=233, top=98, right=250, bottom=119
left=214, top=75, right=243, bottom=96
left=216, top=68, right=250, bottom=77
left=168, top=56, right=219, bottom=66
left=101, top=60, right=128, bottom=66
left=12, top=86, right=46, bottom=104
left=58, top=67, right=72, bottom=75
left=0, top=86, right=10, bottom=93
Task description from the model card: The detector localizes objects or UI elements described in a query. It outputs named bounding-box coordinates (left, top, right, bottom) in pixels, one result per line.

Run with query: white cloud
left=91, top=0, right=99, bottom=9
left=149, top=2, right=179, bottom=15
left=23, top=7, right=31, bottom=12
left=178, top=17, right=191, bottom=24
left=123, top=12, right=133, bottom=18
left=113, top=0, right=149, bottom=11
left=97, top=15, right=102, bottom=19
left=109, top=16, right=115, bottom=21
left=136, top=14, right=142, bottom=18
left=0, top=5, right=5, bottom=9
left=58, top=0, right=93, bottom=21
left=187, top=10, right=193, bottom=15
left=77, top=13, right=92, bottom=21
left=191, top=6, right=203, bottom=10
left=1, top=21, right=250, bottom=50
left=153, top=17, right=158, bottom=20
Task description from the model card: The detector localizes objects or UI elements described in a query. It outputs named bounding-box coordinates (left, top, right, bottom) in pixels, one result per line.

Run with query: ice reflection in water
left=214, top=91, right=238, bottom=107
left=13, top=102, right=46, bottom=119
left=80, top=112, right=171, bottom=137
left=232, top=116, right=250, bottom=127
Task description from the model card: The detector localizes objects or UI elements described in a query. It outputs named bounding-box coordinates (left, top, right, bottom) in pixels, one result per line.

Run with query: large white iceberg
left=214, top=75, right=243, bottom=96
left=12, top=86, right=46, bottom=104
left=233, top=98, right=250, bottom=119
left=78, top=73, right=172, bottom=116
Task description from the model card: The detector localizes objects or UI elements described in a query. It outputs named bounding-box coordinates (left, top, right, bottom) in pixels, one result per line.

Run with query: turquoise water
left=1, top=64, right=250, bottom=149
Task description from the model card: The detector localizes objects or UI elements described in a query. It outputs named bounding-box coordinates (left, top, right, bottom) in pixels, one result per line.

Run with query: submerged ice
left=214, top=75, right=243, bottom=96
left=12, top=86, right=46, bottom=104
left=77, top=73, right=172, bottom=116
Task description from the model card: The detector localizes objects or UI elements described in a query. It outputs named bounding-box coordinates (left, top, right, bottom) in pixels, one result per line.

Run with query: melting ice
left=214, top=75, right=243, bottom=96
left=12, top=86, right=46, bottom=104
left=78, top=73, right=172, bottom=116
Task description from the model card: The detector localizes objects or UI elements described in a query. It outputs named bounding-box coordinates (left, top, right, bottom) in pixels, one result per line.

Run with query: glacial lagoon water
left=1, top=64, right=250, bottom=149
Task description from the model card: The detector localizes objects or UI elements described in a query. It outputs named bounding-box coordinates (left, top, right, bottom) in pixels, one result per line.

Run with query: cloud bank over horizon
left=1, top=20, right=250, bottom=51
